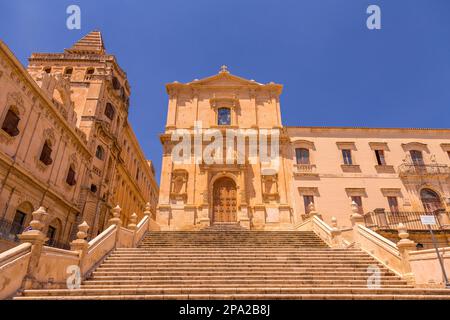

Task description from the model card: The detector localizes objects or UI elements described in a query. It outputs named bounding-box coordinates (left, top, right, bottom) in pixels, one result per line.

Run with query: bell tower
left=27, top=31, right=131, bottom=237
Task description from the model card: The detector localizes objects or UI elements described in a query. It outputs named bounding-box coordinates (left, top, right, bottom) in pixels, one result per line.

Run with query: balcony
left=293, top=164, right=318, bottom=177
left=398, top=163, right=450, bottom=178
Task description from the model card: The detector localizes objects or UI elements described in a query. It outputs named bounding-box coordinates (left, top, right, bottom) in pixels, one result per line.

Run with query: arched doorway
left=420, top=188, right=444, bottom=213
left=212, top=177, right=237, bottom=223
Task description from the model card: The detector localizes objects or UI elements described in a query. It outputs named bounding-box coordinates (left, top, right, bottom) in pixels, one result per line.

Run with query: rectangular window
left=387, top=196, right=399, bottom=212
left=303, top=195, right=314, bottom=214
left=342, top=149, right=353, bottom=165
left=351, top=196, right=364, bottom=214
left=295, top=148, right=310, bottom=165
left=375, top=150, right=386, bottom=165
left=410, top=150, right=424, bottom=166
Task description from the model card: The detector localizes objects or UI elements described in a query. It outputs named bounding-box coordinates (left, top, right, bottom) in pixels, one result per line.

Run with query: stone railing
left=294, top=203, right=341, bottom=248
left=0, top=202, right=157, bottom=299
left=297, top=201, right=450, bottom=287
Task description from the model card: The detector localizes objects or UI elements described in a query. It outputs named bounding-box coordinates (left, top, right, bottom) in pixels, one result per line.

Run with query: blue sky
left=1, top=0, right=449, bottom=179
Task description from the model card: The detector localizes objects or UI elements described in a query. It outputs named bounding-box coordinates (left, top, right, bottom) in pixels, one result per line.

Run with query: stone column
left=18, top=207, right=49, bottom=289
left=396, top=223, right=416, bottom=285
left=70, top=221, right=89, bottom=276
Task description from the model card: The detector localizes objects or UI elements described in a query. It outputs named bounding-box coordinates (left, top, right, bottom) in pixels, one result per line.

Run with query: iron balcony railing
left=0, top=219, right=25, bottom=243
left=0, top=218, right=71, bottom=250
left=294, top=164, right=317, bottom=174
left=364, top=210, right=448, bottom=231
left=398, top=163, right=450, bottom=177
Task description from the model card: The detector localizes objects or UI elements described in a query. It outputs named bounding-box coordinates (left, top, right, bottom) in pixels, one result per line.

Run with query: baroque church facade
left=157, top=66, right=450, bottom=236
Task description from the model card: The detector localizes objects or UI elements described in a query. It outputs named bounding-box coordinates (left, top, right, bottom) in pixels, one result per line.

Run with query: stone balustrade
left=296, top=199, right=450, bottom=287
left=0, top=202, right=152, bottom=299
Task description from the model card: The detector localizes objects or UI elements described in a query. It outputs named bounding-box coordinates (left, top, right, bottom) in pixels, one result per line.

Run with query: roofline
left=0, top=40, right=92, bottom=157
left=285, top=125, right=450, bottom=132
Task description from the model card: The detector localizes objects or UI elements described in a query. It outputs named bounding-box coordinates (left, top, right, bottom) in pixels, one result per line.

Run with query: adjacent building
left=0, top=31, right=159, bottom=251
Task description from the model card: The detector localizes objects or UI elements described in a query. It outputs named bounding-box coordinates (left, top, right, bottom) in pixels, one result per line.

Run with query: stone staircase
left=14, top=230, right=450, bottom=299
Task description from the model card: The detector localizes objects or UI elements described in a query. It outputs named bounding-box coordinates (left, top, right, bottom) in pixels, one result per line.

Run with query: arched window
left=95, top=145, right=105, bottom=160
left=218, top=108, right=231, bottom=126
left=39, top=141, right=53, bottom=166
left=1, top=108, right=20, bottom=137
left=86, top=68, right=95, bottom=75
left=43, top=67, right=51, bottom=74
left=295, top=148, right=310, bottom=165
left=66, top=165, right=77, bottom=186
left=105, top=103, right=115, bottom=120
left=420, top=189, right=443, bottom=213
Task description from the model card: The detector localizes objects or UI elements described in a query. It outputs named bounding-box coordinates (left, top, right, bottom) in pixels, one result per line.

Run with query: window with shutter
left=1, top=109, right=20, bottom=137
left=66, top=166, right=77, bottom=186
left=39, top=141, right=53, bottom=166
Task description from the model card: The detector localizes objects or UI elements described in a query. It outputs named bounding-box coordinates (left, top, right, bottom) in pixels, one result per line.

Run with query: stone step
left=14, top=293, right=450, bottom=300
left=97, top=263, right=384, bottom=269
left=19, top=287, right=450, bottom=297
left=87, top=275, right=403, bottom=281
left=82, top=280, right=409, bottom=286
left=90, top=271, right=397, bottom=278
left=90, top=270, right=398, bottom=277
left=107, top=257, right=374, bottom=261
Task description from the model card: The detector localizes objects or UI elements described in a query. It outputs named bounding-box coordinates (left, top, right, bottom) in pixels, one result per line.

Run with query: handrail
left=88, top=224, right=116, bottom=250
left=137, top=215, right=149, bottom=229
left=0, top=242, right=31, bottom=265
left=312, top=215, right=333, bottom=234
left=42, top=245, right=79, bottom=257
left=357, top=224, right=400, bottom=256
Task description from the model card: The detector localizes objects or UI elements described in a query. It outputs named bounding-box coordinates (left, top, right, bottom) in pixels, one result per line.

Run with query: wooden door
left=213, top=178, right=237, bottom=223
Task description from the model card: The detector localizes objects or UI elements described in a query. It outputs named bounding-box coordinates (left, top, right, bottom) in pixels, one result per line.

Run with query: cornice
left=0, top=40, right=92, bottom=160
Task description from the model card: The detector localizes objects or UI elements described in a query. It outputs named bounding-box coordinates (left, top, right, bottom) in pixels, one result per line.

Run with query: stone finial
left=350, top=200, right=364, bottom=226
left=397, top=223, right=416, bottom=249
left=128, top=213, right=137, bottom=230
left=108, top=205, right=122, bottom=226
left=144, top=202, right=152, bottom=217
left=29, top=207, right=49, bottom=232
left=307, top=202, right=322, bottom=219
left=331, top=216, right=338, bottom=229
left=76, top=221, right=89, bottom=241
left=351, top=201, right=360, bottom=215
left=308, top=202, right=316, bottom=214
left=397, top=223, right=409, bottom=241
left=112, top=205, right=121, bottom=218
